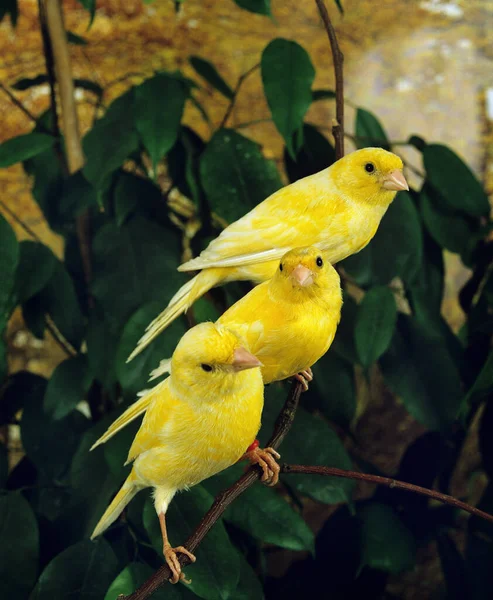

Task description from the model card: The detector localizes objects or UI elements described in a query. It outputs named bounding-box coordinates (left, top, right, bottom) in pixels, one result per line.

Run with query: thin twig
left=38, top=0, right=61, bottom=141
left=45, top=315, right=78, bottom=358
left=124, top=381, right=304, bottom=600
left=219, top=63, right=259, bottom=129
left=0, top=83, right=49, bottom=132
left=315, top=0, right=344, bottom=158
left=0, top=199, right=42, bottom=242
left=281, top=465, right=493, bottom=524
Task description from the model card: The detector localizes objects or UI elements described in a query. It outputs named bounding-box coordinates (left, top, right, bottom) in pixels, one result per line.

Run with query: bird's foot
left=244, top=446, right=281, bottom=486
left=163, top=544, right=196, bottom=584
left=294, top=368, right=313, bottom=391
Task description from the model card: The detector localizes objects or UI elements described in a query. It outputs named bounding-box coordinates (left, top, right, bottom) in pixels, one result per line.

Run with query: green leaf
left=307, top=352, right=356, bottom=429
left=333, top=0, right=344, bottom=13
left=359, top=502, right=416, bottom=574
left=232, top=0, right=271, bottom=16
left=200, top=128, right=282, bottom=222
left=44, top=355, right=91, bottom=420
left=0, top=0, right=18, bottom=26
left=437, top=532, right=468, bottom=600
left=0, top=492, right=39, bottom=599
left=86, top=310, right=119, bottom=389
left=355, top=286, right=397, bottom=368
left=0, top=442, right=7, bottom=487
left=105, top=562, right=189, bottom=599
left=189, top=56, right=234, bottom=99
left=168, top=127, right=205, bottom=203
left=67, top=30, right=88, bottom=45
left=204, top=463, right=315, bottom=553
left=91, top=216, right=186, bottom=335
left=31, top=539, right=120, bottom=600
left=59, top=171, right=98, bottom=221
left=312, top=89, right=336, bottom=102
left=0, top=371, right=44, bottom=425
left=83, top=90, right=139, bottom=189
left=380, top=314, right=463, bottom=432
left=420, top=183, right=477, bottom=255
left=0, top=212, right=18, bottom=320
left=113, top=171, right=162, bottom=226
left=331, top=293, right=358, bottom=364
left=261, top=39, right=315, bottom=156
left=284, top=123, right=335, bottom=183
left=144, top=486, right=240, bottom=600
left=342, top=191, right=423, bottom=286
left=115, top=301, right=187, bottom=398
left=355, top=108, right=390, bottom=150
left=135, top=74, right=187, bottom=174
left=22, top=296, right=46, bottom=339
left=233, top=558, right=264, bottom=600
left=14, top=241, right=56, bottom=304
left=77, top=0, right=96, bottom=25
left=0, top=132, right=55, bottom=167
left=423, top=144, right=490, bottom=217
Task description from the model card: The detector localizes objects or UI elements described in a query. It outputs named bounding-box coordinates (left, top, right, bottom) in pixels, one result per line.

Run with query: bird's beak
left=381, top=170, right=409, bottom=191
left=290, top=264, right=314, bottom=287
left=232, top=347, right=263, bottom=371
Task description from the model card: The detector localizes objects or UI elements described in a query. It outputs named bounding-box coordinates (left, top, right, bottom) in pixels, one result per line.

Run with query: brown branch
left=38, top=0, right=61, bottom=140
left=219, top=63, right=259, bottom=129
left=124, top=381, right=304, bottom=600
left=315, top=0, right=344, bottom=158
left=281, top=465, right=493, bottom=524
left=0, top=83, right=50, bottom=133
left=45, top=315, right=78, bottom=358
left=0, top=199, right=42, bottom=243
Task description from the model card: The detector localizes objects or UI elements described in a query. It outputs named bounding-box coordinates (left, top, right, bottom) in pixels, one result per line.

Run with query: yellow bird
left=128, top=147, right=407, bottom=361
left=90, top=322, right=279, bottom=583
left=150, top=247, right=342, bottom=389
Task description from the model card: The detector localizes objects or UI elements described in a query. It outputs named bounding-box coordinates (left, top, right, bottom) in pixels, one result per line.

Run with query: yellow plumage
left=91, top=322, right=264, bottom=581
left=128, top=147, right=407, bottom=361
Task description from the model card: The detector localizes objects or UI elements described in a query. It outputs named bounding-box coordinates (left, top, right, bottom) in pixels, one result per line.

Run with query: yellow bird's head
left=272, top=246, right=342, bottom=303
left=330, top=147, right=408, bottom=207
left=170, top=322, right=262, bottom=401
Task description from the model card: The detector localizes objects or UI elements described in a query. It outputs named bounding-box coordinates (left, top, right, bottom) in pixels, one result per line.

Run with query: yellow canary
left=150, top=247, right=342, bottom=388
left=128, top=147, right=407, bottom=361
left=90, top=322, right=278, bottom=583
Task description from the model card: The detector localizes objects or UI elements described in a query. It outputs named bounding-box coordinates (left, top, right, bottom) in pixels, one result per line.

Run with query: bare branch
left=315, top=0, right=344, bottom=158
left=0, top=83, right=49, bottom=132
left=219, top=63, right=260, bottom=129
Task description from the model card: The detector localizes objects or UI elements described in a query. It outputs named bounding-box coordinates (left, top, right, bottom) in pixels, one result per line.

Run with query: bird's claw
left=244, top=446, right=281, bottom=486
left=294, top=368, right=313, bottom=391
left=163, top=544, right=196, bottom=584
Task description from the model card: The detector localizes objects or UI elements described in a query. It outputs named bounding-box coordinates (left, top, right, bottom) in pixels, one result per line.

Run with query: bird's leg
left=294, top=367, right=313, bottom=391
left=241, top=443, right=281, bottom=486
left=158, top=512, right=196, bottom=584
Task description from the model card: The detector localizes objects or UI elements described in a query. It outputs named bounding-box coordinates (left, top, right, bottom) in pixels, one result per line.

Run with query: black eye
left=279, top=263, right=283, bottom=272
left=201, top=363, right=213, bottom=372
left=316, top=256, right=323, bottom=267
left=365, top=162, right=375, bottom=173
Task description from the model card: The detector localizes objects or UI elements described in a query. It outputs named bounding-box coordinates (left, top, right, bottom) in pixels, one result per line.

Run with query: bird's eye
left=316, top=256, right=323, bottom=267
left=365, top=162, right=375, bottom=173
left=279, top=263, right=283, bottom=272
left=201, top=363, right=213, bottom=372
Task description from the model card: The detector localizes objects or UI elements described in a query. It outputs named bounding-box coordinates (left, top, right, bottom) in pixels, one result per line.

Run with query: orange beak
left=290, top=264, right=314, bottom=287
left=232, top=347, right=263, bottom=371
left=382, top=169, right=409, bottom=191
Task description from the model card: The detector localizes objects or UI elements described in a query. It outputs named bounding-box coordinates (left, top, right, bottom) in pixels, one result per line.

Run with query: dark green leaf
left=105, top=562, right=189, bottom=599
left=0, top=212, right=19, bottom=321
left=77, top=0, right=96, bottom=25
left=284, top=123, right=335, bottom=183
left=342, top=191, right=423, bottom=286
left=115, top=301, right=187, bottom=398
left=22, top=296, right=46, bottom=339
left=12, top=74, right=49, bottom=90
left=233, top=558, right=264, bottom=600
left=168, top=127, right=205, bottom=203
left=331, top=293, right=358, bottom=364
left=355, top=108, right=390, bottom=150
left=204, top=463, right=315, bottom=553
left=0, top=132, right=55, bottom=167
left=437, top=532, right=468, bottom=600
left=233, top=0, right=271, bottom=16
left=86, top=309, right=119, bottom=388
left=312, top=89, right=336, bottom=102
left=14, top=241, right=56, bottom=304
left=91, top=215, right=186, bottom=335
left=0, top=492, right=39, bottom=598
left=135, top=74, right=187, bottom=174
left=359, top=502, right=416, bottom=574
left=0, top=442, right=7, bottom=487
left=44, top=355, right=91, bottom=420
left=189, top=56, right=233, bottom=99
left=261, top=39, right=315, bottom=156
left=333, top=0, right=344, bottom=13
left=423, top=144, right=490, bottom=217
left=67, top=30, right=88, bottom=45
left=0, top=0, right=18, bottom=26
left=83, top=90, right=139, bottom=189
left=0, top=371, right=44, bottom=425
left=463, top=349, right=493, bottom=411
left=307, top=352, right=356, bottom=429
left=200, top=128, right=282, bottom=222
left=408, top=135, right=426, bottom=151
left=31, top=539, right=119, bottom=600
left=380, top=314, right=463, bottom=432
left=59, top=170, right=98, bottom=221
left=113, top=171, right=162, bottom=226
left=144, top=486, right=240, bottom=600
left=355, top=286, right=397, bottom=368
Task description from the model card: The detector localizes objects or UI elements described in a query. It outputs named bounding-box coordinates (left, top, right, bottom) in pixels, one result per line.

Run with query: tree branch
left=315, top=0, right=344, bottom=158
left=124, top=381, right=304, bottom=600
left=219, top=63, right=259, bottom=129
left=0, top=83, right=49, bottom=132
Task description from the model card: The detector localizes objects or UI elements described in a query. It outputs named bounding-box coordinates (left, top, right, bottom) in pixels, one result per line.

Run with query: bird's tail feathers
left=91, top=472, right=140, bottom=539
left=126, top=269, right=225, bottom=362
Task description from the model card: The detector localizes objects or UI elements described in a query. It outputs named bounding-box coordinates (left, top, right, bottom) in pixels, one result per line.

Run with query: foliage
left=1, top=2, right=493, bottom=599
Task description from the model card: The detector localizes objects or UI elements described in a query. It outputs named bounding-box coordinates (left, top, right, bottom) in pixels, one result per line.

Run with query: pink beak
left=382, top=170, right=409, bottom=191
left=232, top=347, right=263, bottom=371
left=291, top=264, right=314, bottom=287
